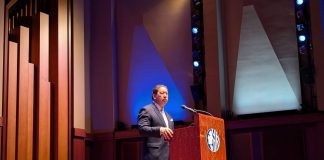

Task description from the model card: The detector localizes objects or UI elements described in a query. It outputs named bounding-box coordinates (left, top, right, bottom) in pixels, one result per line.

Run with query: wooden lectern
left=170, top=113, right=226, bottom=160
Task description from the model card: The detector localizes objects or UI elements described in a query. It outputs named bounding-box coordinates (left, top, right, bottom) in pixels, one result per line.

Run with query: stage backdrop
left=116, top=0, right=194, bottom=126
left=223, top=0, right=302, bottom=115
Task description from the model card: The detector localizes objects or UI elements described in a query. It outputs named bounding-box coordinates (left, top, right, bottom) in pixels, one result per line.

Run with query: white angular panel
left=233, top=5, right=301, bottom=115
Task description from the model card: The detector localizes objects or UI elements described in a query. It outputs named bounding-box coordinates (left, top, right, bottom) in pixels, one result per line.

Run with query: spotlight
left=192, top=27, right=198, bottom=34
left=193, top=61, right=200, bottom=67
left=296, top=0, right=304, bottom=5
left=298, top=35, right=306, bottom=42
left=296, top=24, right=304, bottom=31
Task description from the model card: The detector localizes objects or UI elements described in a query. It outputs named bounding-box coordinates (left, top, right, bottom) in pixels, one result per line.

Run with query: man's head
left=152, top=84, right=168, bottom=107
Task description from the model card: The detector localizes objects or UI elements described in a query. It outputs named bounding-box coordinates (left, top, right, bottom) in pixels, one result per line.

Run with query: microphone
left=181, top=105, right=214, bottom=117
left=195, top=109, right=214, bottom=117
left=181, top=105, right=197, bottom=114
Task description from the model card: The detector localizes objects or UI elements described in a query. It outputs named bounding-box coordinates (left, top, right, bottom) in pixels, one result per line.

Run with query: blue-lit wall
left=128, top=26, right=186, bottom=123
left=116, top=0, right=194, bottom=126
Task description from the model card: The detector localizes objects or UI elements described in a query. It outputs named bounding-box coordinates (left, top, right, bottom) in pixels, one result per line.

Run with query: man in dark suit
left=137, top=84, right=174, bottom=160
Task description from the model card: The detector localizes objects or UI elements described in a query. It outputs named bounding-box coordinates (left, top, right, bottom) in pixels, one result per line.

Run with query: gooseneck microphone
left=181, top=105, right=214, bottom=117
left=181, top=105, right=197, bottom=114
left=195, top=109, right=214, bottom=117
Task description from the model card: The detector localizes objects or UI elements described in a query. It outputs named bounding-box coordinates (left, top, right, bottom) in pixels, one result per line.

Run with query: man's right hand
left=160, top=127, right=173, bottom=141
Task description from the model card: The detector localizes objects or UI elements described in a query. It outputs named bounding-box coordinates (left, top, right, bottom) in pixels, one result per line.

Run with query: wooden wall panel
left=17, top=26, right=30, bottom=160
left=2, top=2, right=17, bottom=159
left=91, top=132, right=115, bottom=160
left=57, top=1, right=69, bottom=158
left=49, top=1, right=69, bottom=159
left=31, top=12, right=51, bottom=160
left=7, top=41, right=18, bottom=160
left=73, top=139, right=85, bottom=160
left=31, top=13, right=49, bottom=81
left=3, top=1, right=71, bottom=160
left=203, top=0, right=223, bottom=116
left=0, top=0, right=5, bottom=117
left=27, top=64, right=35, bottom=160
left=73, top=128, right=86, bottom=160
left=227, top=133, right=253, bottom=160
left=263, top=127, right=305, bottom=160
left=0, top=117, right=3, bottom=159
left=37, top=81, right=51, bottom=160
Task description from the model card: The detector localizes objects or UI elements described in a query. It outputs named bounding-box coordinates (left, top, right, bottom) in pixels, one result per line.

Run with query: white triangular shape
left=233, top=5, right=300, bottom=115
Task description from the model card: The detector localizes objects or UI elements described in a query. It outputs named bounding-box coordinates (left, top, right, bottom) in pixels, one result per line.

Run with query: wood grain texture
left=37, top=81, right=51, bottom=160
left=170, top=114, right=226, bottom=160
left=31, top=13, right=52, bottom=160
left=197, top=114, right=226, bottom=160
left=17, top=26, right=30, bottom=160
left=49, top=0, right=69, bottom=159
left=27, top=64, right=35, bottom=160
left=31, top=12, right=52, bottom=160
left=73, top=128, right=86, bottom=160
left=7, top=41, right=18, bottom=160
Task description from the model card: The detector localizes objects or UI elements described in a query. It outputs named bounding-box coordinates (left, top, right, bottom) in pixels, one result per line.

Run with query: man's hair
left=152, top=84, right=168, bottom=100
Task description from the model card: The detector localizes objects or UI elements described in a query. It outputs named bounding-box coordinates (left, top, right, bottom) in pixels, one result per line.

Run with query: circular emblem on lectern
left=206, top=128, right=220, bottom=152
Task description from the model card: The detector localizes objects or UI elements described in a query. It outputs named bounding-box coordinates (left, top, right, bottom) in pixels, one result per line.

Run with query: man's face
left=153, top=86, right=168, bottom=107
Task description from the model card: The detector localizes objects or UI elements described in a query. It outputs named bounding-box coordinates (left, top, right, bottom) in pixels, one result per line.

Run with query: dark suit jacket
left=137, top=103, right=174, bottom=160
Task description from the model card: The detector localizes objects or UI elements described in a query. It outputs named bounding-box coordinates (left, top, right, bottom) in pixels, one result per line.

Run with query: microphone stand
left=194, top=109, right=214, bottom=117
left=181, top=105, right=214, bottom=117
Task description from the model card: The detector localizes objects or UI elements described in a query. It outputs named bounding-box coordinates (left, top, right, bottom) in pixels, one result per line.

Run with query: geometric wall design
left=233, top=5, right=301, bottom=115
left=6, top=15, right=51, bottom=160
left=2, top=0, right=70, bottom=158
left=128, top=25, right=186, bottom=123
left=116, top=0, right=193, bottom=126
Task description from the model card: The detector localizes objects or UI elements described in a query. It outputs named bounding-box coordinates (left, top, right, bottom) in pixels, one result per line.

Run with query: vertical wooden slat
left=31, top=12, right=51, bottom=160
left=58, top=1, right=69, bottom=158
left=38, top=13, right=49, bottom=81
left=17, top=26, right=30, bottom=160
left=38, top=81, right=51, bottom=160
left=0, top=123, right=2, bottom=157
left=3, top=1, right=18, bottom=159
left=0, top=0, right=4, bottom=152
left=0, top=117, right=2, bottom=160
left=7, top=41, right=18, bottom=160
left=0, top=0, right=5, bottom=118
left=50, top=0, right=69, bottom=159
left=27, top=63, right=35, bottom=160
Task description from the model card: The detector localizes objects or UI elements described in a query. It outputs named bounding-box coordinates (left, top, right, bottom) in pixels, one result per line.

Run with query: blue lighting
left=193, top=61, right=199, bottom=67
left=299, top=35, right=306, bottom=42
left=128, top=26, right=187, bottom=125
left=296, top=0, right=304, bottom=5
left=192, top=27, right=198, bottom=34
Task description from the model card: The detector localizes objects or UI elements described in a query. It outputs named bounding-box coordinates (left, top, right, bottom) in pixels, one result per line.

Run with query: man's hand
left=160, top=127, right=173, bottom=141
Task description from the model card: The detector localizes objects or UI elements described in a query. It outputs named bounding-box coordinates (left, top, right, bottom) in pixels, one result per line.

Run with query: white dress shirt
left=153, top=102, right=169, bottom=128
